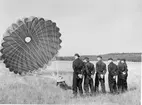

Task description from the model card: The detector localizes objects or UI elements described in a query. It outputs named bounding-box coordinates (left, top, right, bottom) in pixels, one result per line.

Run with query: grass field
left=0, top=61, right=141, bottom=104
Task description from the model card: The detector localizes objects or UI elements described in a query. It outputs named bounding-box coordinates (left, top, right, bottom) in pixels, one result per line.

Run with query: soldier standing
left=116, top=58, right=121, bottom=89
left=72, top=53, right=84, bottom=97
left=117, top=59, right=128, bottom=92
left=108, top=58, right=118, bottom=93
left=94, top=56, right=106, bottom=93
left=83, top=57, right=95, bottom=96
left=123, top=59, right=128, bottom=91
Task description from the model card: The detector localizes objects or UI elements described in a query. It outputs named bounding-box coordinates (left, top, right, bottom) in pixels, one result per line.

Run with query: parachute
left=0, top=17, right=62, bottom=75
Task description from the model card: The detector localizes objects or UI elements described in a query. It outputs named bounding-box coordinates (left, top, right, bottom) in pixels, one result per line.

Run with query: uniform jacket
left=72, top=58, right=84, bottom=75
left=108, top=62, right=118, bottom=76
left=96, top=60, right=106, bottom=75
left=83, top=61, right=95, bottom=77
left=118, top=63, right=128, bottom=74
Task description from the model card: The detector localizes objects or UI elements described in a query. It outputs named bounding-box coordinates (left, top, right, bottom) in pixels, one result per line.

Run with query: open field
left=0, top=61, right=141, bottom=104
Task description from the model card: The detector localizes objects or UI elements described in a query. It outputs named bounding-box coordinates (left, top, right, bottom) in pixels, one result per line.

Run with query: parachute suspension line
left=12, top=27, right=43, bottom=68
left=24, top=23, right=44, bottom=66
left=5, top=50, right=32, bottom=71
left=42, top=20, right=49, bottom=64
left=53, top=22, right=59, bottom=79
left=25, top=22, right=46, bottom=66
left=55, top=54, right=59, bottom=78
left=35, top=20, right=48, bottom=64
left=3, top=45, right=33, bottom=71
left=7, top=39, right=36, bottom=70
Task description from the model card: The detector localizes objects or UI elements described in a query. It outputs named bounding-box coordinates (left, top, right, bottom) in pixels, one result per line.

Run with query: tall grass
left=0, top=75, right=69, bottom=104
left=0, top=61, right=140, bottom=104
left=0, top=72, right=140, bottom=104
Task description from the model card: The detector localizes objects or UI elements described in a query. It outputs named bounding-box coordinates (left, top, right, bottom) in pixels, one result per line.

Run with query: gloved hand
left=113, top=76, right=116, bottom=79
left=123, top=72, right=126, bottom=75
left=91, top=75, right=94, bottom=78
left=100, top=74, right=104, bottom=79
left=78, top=74, right=83, bottom=78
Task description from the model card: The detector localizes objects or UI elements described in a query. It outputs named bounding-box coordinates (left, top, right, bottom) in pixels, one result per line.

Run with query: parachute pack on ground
left=0, top=17, right=62, bottom=75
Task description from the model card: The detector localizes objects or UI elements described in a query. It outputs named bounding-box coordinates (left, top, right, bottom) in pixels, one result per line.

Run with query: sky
left=0, top=0, right=142, bottom=56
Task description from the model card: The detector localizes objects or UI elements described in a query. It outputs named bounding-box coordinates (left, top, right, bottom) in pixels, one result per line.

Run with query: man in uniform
left=72, top=53, right=84, bottom=97
left=94, top=56, right=106, bottom=93
left=108, top=58, right=118, bottom=93
left=123, top=59, right=128, bottom=91
left=116, top=58, right=121, bottom=89
left=117, top=59, right=128, bottom=92
left=83, top=57, right=95, bottom=96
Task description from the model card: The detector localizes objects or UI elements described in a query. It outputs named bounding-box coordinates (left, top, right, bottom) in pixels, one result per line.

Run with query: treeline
left=56, top=53, right=141, bottom=62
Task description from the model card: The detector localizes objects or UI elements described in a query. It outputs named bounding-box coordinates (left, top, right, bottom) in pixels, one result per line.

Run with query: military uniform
left=108, top=62, right=118, bottom=93
left=117, top=63, right=128, bottom=92
left=117, top=62, right=121, bottom=88
left=72, top=58, right=84, bottom=96
left=94, top=60, right=106, bottom=93
left=83, top=61, right=95, bottom=95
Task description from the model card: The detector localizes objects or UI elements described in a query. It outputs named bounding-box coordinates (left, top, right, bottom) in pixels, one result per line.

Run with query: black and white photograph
left=0, top=0, right=141, bottom=104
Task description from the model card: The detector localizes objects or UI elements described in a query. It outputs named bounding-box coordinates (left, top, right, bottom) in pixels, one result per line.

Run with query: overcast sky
left=0, top=0, right=142, bottom=56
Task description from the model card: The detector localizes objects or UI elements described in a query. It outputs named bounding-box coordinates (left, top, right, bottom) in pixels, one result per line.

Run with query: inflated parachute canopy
left=0, top=17, right=62, bottom=75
